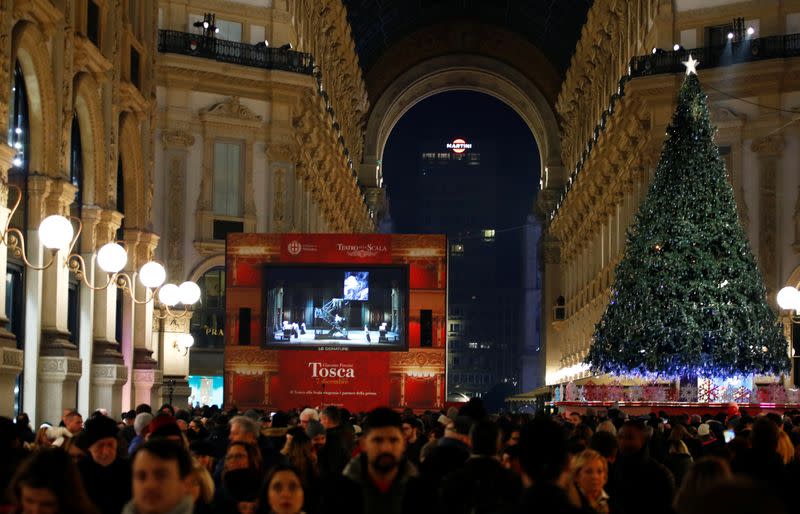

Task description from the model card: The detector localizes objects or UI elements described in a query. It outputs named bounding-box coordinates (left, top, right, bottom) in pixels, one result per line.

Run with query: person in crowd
left=281, top=427, right=319, bottom=498
left=673, top=456, right=731, bottom=514
left=515, top=417, right=584, bottom=514
left=568, top=449, right=610, bottom=514
left=30, top=425, right=51, bottom=450
left=230, top=415, right=283, bottom=472
left=501, top=443, right=523, bottom=476
left=326, top=407, right=433, bottom=514
left=317, top=407, right=351, bottom=478
left=15, top=414, right=34, bottom=445
left=63, top=410, right=83, bottom=435
left=190, top=438, right=217, bottom=473
left=306, top=420, right=326, bottom=456
left=401, top=417, right=424, bottom=466
left=595, top=420, right=617, bottom=437
left=78, top=413, right=132, bottom=514
left=440, top=419, right=521, bottom=514
left=187, top=417, right=208, bottom=442
left=664, top=439, right=693, bottom=488
left=124, top=439, right=194, bottom=514
left=506, top=427, right=522, bottom=446
left=589, top=430, right=618, bottom=466
left=129, top=412, right=153, bottom=455
left=0, top=417, right=30, bottom=508
left=120, top=411, right=138, bottom=446
left=730, top=416, right=791, bottom=509
left=607, top=419, right=674, bottom=514
left=776, top=429, right=794, bottom=465
left=187, top=463, right=215, bottom=514
left=419, top=416, right=472, bottom=484
left=9, top=447, right=99, bottom=514
left=299, top=408, right=319, bottom=431
left=215, top=441, right=263, bottom=514
left=679, top=477, right=786, bottom=514
left=62, top=432, right=87, bottom=464
left=418, top=425, right=444, bottom=463
left=255, top=464, right=307, bottom=514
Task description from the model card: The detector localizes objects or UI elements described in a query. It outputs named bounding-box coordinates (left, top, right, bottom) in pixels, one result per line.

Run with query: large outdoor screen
left=263, top=265, right=408, bottom=351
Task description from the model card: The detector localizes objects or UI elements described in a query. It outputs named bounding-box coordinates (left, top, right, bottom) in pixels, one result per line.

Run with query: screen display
left=344, top=271, right=369, bottom=301
left=263, top=265, right=408, bottom=351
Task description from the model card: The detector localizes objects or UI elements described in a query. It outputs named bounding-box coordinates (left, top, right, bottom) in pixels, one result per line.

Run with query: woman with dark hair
left=9, top=447, right=99, bottom=514
left=280, top=428, right=320, bottom=512
left=214, top=442, right=263, bottom=514
left=673, top=457, right=731, bottom=514
left=255, top=465, right=306, bottom=514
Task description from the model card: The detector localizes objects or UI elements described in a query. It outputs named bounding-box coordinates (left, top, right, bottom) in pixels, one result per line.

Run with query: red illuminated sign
left=446, top=138, right=472, bottom=154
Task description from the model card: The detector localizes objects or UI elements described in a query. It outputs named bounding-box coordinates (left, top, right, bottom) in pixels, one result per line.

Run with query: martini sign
left=446, top=138, right=472, bottom=154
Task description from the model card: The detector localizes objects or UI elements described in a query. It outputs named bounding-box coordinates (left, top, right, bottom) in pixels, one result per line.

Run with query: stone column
left=161, top=130, right=194, bottom=281
left=751, top=135, right=783, bottom=304
left=21, top=175, right=50, bottom=424
left=542, top=235, right=563, bottom=385
left=0, top=144, right=22, bottom=417
left=34, top=176, right=82, bottom=424
left=76, top=206, right=101, bottom=415
left=126, top=230, right=162, bottom=407
left=88, top=208, right=127, bottom=417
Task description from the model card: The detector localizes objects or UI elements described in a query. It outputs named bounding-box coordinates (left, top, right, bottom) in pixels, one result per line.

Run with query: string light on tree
left=585, top=61, right=789, bottom=380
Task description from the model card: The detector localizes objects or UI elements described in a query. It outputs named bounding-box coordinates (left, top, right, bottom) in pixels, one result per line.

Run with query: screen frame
left=261, top=262, right=411, bottom=352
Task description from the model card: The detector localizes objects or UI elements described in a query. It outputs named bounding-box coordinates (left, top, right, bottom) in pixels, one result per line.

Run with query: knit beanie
left=83, top=414, right=119, bottom=447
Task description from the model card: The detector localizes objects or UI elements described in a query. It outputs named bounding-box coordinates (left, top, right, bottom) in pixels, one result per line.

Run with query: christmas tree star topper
left=683, top=54, right=699, bottom=76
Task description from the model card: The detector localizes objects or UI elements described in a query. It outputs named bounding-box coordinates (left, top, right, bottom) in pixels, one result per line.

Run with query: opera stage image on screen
left=264, top=266, right=407, bottom=349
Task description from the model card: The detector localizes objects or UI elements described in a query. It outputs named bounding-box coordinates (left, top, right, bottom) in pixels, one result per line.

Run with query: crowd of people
left=0, top=400, right=798, bottom=514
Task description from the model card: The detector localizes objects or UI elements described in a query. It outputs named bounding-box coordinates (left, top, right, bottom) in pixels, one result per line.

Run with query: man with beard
left=323, top=407, right=434, bottom=514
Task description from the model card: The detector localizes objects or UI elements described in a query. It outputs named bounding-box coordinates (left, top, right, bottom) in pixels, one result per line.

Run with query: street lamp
left=777, top=286, right=800, bottom=323
left=1, top=184, right=197, bottom=314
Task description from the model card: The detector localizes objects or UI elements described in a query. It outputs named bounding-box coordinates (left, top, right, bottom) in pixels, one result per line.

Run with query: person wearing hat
left=120, top=410, right=138, bottom=446
left=419, top=415, right=473, bottom=484
left=78, top=413, right=133, bottom=514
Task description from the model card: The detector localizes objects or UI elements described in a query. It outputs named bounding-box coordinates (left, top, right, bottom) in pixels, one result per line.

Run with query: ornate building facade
left=543, top=0, right=800, bottom=388
left=0, top=0, right=373, bottom=424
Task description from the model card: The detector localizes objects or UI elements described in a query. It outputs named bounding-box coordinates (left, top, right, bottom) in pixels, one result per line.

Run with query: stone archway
left=73, top=73, right=106, bottom=207
left=361, top=54, right=563, bottom=213
left=11, top=21, right=57, bottom=176
left=118, top=113, right=148, bottom=230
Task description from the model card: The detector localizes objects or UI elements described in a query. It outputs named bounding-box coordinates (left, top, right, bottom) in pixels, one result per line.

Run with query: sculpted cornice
left=161, top=129, right=195, bottom=150
left=200, top=96, right=262, bottom=123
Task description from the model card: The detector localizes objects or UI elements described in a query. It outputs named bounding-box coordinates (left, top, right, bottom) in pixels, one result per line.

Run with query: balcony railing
left=629, top=33, right=800, bottom=77
left=158, top=30, right=315, bottom=75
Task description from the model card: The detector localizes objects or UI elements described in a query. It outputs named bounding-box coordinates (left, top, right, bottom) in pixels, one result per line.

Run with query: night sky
left=380, top=91, right=541, bottom=234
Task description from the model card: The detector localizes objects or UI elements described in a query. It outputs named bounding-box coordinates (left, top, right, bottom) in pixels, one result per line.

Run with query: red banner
left=280, top=234, right=392, bottom=264
left=269, top=350, right=390, bottom=411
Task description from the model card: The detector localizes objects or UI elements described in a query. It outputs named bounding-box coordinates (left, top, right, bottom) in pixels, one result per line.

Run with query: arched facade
left=362, top=54, right=561, bottom=187
left=72, top=73, right=107, bottom=208
left=359, top=21, right=566, bottom=219
left=11, top=21, right=57, bottom=177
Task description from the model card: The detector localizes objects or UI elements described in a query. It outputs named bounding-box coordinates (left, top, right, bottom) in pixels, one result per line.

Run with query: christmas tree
left=585, top=57, right=790, bottom=379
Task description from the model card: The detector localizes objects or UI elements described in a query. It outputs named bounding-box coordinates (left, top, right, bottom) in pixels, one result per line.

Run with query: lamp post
left=777, top=286, right=800, bottom=386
